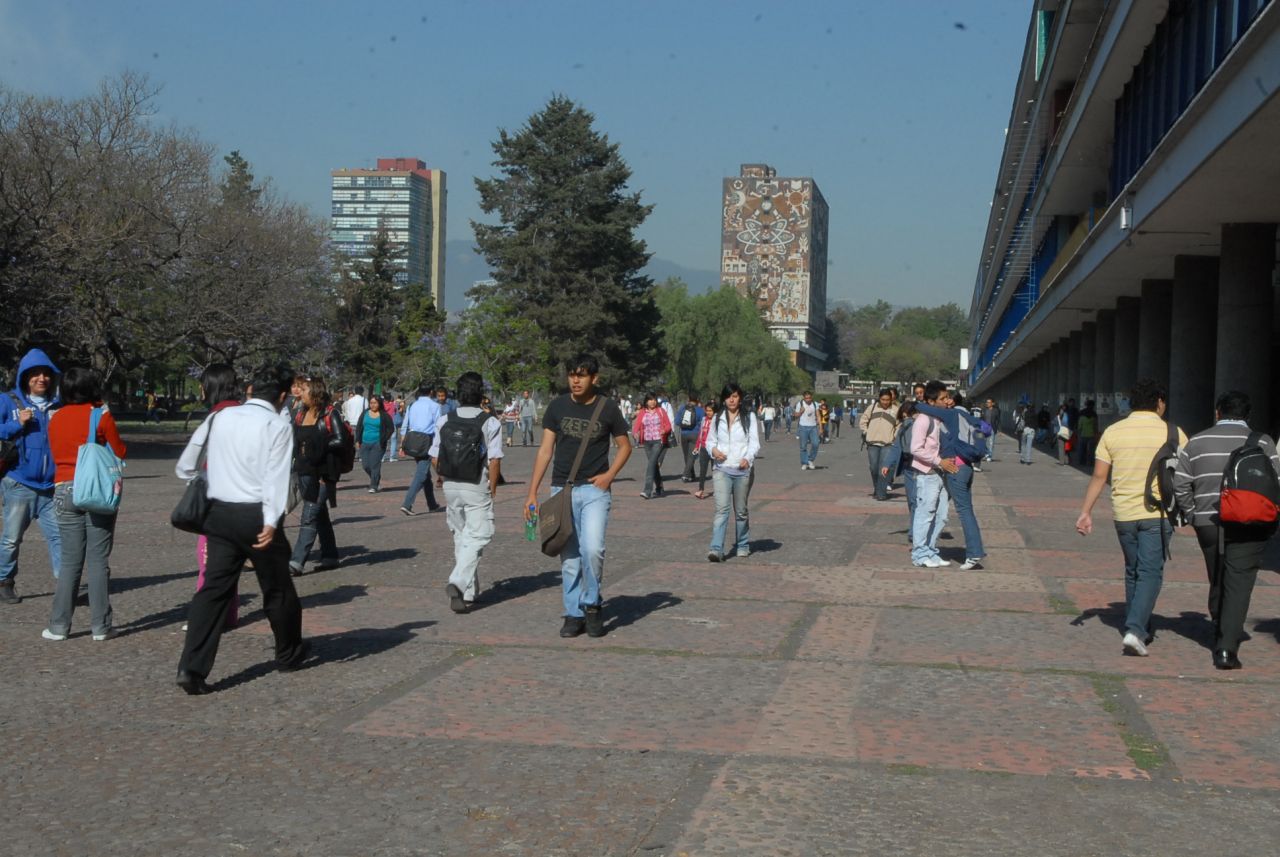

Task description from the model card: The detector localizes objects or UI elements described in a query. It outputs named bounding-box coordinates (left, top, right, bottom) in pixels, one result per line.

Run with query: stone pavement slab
left=2, top=428, right=1278, bottom=855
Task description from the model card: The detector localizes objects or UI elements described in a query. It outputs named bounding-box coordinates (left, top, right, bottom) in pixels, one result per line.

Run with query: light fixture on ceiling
left=1119, top=194, right=1135, bottom=232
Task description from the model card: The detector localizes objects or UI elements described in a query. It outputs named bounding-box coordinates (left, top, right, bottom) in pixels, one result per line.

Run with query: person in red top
left=41, top=367, right=127, bottom=641
left=693, top=401, right=716, bottom=499
left=631, top=392, right=673, bottom=499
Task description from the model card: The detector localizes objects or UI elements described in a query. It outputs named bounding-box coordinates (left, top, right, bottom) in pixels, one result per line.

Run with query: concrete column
left=1136, top=279, right=1173, bottom=386
left=1216, top=223, right=1277, bottom=432
left=1054, top=338, right=1070, bottom=404
left=1094, top=310, right=1116, bottom=427
left=1079, top=322, right=1097, bottom=404
left=1114, top=296, right=1141, bottom=395
left=1047, top=342, right=1060, bottom=405
left=1035, top=352, right=1050, bottom=406
left=1169, top=256, right=1219, bottom=433
left=1067, top=330, right=1083, bottom=406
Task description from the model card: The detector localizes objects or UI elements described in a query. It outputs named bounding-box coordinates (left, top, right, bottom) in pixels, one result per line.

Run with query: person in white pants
left=430, top=371, right=504, bottom=614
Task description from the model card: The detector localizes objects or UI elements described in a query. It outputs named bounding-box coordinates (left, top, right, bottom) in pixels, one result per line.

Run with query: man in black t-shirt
left=525, top=354, right=632, bottom=638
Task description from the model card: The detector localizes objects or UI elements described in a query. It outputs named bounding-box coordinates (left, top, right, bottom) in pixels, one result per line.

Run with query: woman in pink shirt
left=631, top=393, right=672, bottom=499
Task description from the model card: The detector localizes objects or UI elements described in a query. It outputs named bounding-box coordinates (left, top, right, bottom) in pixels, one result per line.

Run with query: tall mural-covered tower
left=720, top=164, right=828, bottom=374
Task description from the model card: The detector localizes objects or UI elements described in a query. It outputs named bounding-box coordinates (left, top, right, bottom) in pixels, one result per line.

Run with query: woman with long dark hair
left=184, top=364, right=241, bottom=631
left=290, top=377, right=341, bottom=576
left=692, top=400, right=715, bottom=499
left=707, top=382, right=760, bottom=562
left=41, top=367, right=127, bottom=641
left=631, top=392, right=672, bottom=499
left=355, top=394, right=395, bottom=492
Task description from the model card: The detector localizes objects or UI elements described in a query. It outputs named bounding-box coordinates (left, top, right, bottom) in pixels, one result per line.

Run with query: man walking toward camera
left=525, top=354, right=631, bottom=639
left=174, top=365, right=310, bottom=694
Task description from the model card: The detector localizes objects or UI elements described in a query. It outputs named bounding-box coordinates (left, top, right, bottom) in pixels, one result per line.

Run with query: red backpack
left=1219, top=432, right=1280, bottom=529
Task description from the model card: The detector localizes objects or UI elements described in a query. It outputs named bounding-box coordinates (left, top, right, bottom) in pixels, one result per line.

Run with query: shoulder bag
left=171, top=412, right=218, bottom=534
left=538, top=396, right=607, bottom=558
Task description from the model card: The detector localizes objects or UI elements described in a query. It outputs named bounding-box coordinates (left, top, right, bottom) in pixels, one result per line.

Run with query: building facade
left=720, top=164, right=829, bottom=374
left=969, top=0, right=1279, bottom=435
left=331, top=157, right=447, bottom=309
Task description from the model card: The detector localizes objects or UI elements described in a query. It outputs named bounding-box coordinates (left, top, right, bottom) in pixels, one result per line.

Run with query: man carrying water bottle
left=430, top=371, right=504, bottom=614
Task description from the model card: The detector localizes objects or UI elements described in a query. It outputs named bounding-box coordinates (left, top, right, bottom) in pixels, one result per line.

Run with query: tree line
left=1, top=73, right=963, bottom=402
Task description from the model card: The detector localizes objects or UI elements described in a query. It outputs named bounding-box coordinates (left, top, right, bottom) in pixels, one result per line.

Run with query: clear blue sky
left=0, top=0, right=1029, bottom=312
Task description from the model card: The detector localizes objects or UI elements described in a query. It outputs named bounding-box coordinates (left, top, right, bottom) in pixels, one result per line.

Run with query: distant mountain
left=442, top=240, right=719, bottom=310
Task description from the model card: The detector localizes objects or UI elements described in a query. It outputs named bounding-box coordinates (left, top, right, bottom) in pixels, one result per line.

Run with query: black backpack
left=1143, top=419, right=1185, bottom=537
left=436, top=412, right=488, bottom=483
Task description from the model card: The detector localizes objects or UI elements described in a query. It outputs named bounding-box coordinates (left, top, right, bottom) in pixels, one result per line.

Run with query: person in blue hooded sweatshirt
left=0, top=349, right=63, bottom=604
left=914, top=388, right=989, bottom=571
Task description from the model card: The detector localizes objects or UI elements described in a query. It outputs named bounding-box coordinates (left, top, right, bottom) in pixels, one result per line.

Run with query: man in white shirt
left=174, top=365, right=309, bottom=695
left=795, top=391, right=820, bottom=470
left=343, top=385, right=366, bottom=428
left=430, top=371, right=504, bottom=613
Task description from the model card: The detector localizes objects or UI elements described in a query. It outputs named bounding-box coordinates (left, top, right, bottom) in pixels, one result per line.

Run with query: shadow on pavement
left=330, top=515, right=381, bottom=525
left=213, top=620, right=437, bottom=691
left=1250, top=617, right=1280, bottom=645
left=604, top=591, right=682, bottom=632
left=337, top=546, right=418, bottom=568
left=1070, top=602, right=1216, bottom=649
left=472, top=570, right=562, bottom=610
left=750, top=538, right=783, bottom=554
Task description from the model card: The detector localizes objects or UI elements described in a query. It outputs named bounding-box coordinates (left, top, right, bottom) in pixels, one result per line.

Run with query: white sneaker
left=800, top=464, right=808, bottom=471
left=91, top=629, right=117, bottom=641
left=41, top=629, right=67, bottom=641
left=1122, top=632, right=1149, bottom=656
left=923, top=556, right=950, bottom=568
left=959, top=558, right=983, bottom=571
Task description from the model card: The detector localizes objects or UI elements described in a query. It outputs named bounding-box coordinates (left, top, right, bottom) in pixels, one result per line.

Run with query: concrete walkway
left=1, top=428, right=1277, bottom=855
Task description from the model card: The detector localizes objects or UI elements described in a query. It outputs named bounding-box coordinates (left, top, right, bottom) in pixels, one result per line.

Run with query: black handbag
left=171, top=414, right=217, bottom=534
left=539, top=397, right=607, bottom=557
left=401, top=430, right=432, bottom=459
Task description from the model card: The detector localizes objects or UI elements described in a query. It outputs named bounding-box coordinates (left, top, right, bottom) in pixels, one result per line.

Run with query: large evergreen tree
left=472, top=95, right=663, bottom=389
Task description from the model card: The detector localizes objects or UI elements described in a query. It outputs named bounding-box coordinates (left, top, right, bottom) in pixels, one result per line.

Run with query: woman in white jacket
left=707, top=382, right=761, bottom=562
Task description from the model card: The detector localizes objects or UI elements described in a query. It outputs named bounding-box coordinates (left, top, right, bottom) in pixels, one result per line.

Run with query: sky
left=0, top=0, right=1030, bottom=312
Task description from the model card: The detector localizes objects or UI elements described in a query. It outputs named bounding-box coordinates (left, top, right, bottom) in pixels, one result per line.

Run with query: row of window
left=332, top=190, right=413, bottom=202
left=331, top=176, right=411, bottom=188
left=1111, top=0, right=1271, bottom=195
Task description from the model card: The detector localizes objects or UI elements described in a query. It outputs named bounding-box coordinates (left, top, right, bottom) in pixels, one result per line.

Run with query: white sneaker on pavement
left=1122, top=632, right=1149, bottom=656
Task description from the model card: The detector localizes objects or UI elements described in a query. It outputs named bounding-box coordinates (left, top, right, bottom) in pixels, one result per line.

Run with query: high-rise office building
left=720, top=164, right=829, bottom=374
left=330, top=157, right=447, bottom=309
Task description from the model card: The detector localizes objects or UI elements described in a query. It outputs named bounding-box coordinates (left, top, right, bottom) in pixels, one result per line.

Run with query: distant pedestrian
left=290, top=376, right=343, bottom=576
left=175, top=365, right=310, bottom=694
left=518, top=390, right=537, bottom=446
left=882, top=401, right=918, bottom=542
left=632, top=392, right=673, bottom=499
left=399, top=383, right=443, bottom=515
left=795, top=391, right=820, bottom=469
left=1076, top=378, right=1187, bottom=658
left=1015, top=401, right=1035, bottom=465
left=1076, top=401, right=1098, bottom=466
left=41, top=368, right=127, bottom=642
left=383, top=393, right=401, bottom=462
left=761, top=402, right=775, bottom=442
left=783, top=400, right=793, bottom=436
left=916, top=388, right=989, bottom=569
left=188, top=364, right=241, bottom=627
left=707, top=382, right=760, bottom=562
left=501, top=398, right=520, bottom=447
left=910, top=381, right=959, bottom=568
left=342, top=385, right=366, bottom=429
left=355, top=395, right=394, bottom=493
left=675, top=394, right=703, bottom=483
left=525, top=354, right=631, bottom=639
left=1054, top=404, right=1072, bottom=465
left=982, top=398, right=1001, bottom=462
left=693, top=401, right=715, bottom=499
left=859, top=388, right=899, bottom=500
left=830, top=403, right=843, bottom=438
left=432, top=372, right=504, bottom=614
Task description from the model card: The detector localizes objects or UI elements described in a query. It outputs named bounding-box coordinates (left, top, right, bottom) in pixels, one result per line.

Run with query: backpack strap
left=88, top=407, right=103, bottom=446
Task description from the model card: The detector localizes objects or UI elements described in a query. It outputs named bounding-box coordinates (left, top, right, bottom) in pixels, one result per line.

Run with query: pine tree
left=472, top=96, right=663, bottom=389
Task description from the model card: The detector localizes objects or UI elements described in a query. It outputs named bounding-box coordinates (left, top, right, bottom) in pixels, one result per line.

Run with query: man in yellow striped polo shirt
left=1076, top=378, right=1188, bottom=657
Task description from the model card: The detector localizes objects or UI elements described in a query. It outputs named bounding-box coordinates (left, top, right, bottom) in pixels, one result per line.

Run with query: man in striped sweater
left=1172, top=390, right=1280, bottom=670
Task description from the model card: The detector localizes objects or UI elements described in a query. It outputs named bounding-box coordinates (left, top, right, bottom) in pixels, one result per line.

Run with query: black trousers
left=1193, top=525, right=1265, bottom=653
left=680, top=435, right=697, bottom=479
left=179, top=501, right=304, bottom=679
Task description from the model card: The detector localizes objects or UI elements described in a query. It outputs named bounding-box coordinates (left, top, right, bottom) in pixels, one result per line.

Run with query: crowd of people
left=2, top=347, right=1275, bottom=691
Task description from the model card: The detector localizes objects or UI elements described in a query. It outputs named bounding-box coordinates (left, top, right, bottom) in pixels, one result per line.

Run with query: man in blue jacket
left=676, top=394, right=704, bottom=482
left=0, top=349, right=63, bottom=604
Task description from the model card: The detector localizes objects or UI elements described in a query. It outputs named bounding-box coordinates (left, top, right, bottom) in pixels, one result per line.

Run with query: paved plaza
left=2, top=427, right=1279, bottom=856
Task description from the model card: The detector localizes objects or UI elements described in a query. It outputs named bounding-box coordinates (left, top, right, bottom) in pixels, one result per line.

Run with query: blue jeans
left=385, top=430, right=398, bottom=461
left=1114, top=518, right=1171, bottom=638
left=291, top=476, right=337, bottom=568
left=986, top=431, right=997, bottom=460
left=903, top=468, right=918, bottom=529
left=520, top=416, right=535, bottom=445
left=643, top=440, right=665, bottom=496
left=554, top=483, right=611, bottom=618
left=911, top=472, right=949, bottom=564
left=402, top=457, right=438, bottom=511
left=0, top=475, right=61, bottom=581
left=866, top=444, right=890, bottom=498
left=946, top=464, right=985, bottom=559
left=710, top=468, right=753, bottom=555
left=1020, top=427, right=1035, bottom=463
left=798, top=426, right=820, bottom=466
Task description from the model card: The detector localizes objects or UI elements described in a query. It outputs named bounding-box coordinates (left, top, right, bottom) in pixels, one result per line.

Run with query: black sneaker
left=559, top=616, right=585, bottom=638
left=446, top=584, right=469, bottom=614
left=584, top=605, right=605, bottom=638
left=0, top=580, right=20, bottom=604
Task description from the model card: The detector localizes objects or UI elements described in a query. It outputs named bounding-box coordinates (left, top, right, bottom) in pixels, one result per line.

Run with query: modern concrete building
left=968, top=0, right=1279, bottom=435
left=720, top=164, right=829, bottom=374
left=331, top=157, right=447, bottom=309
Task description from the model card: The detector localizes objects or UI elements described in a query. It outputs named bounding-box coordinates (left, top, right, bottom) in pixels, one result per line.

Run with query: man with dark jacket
left=676, top=395, right=704, bottom=482
left=981, top=398, right=1001, bottom=462
left=1172, top=390, right=1280, bottom=670
left=0, top=349, right=62, bottom=604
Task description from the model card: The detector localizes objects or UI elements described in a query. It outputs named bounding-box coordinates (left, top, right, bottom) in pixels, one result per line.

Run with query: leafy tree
left=447, top=294, right=551, bottom=400
left=826, top=300, right=968, bottom=381
left=331, top=228, right=404, bottom=382
left=656, top=280, right=808, bottom=397
left=220, top=150, right=262, bottom=211
left=472, top=95, right=663, bottom=389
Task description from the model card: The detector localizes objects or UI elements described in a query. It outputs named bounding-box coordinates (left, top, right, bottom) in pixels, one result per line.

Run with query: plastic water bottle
left=525, top=505, right=538, bottom=541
